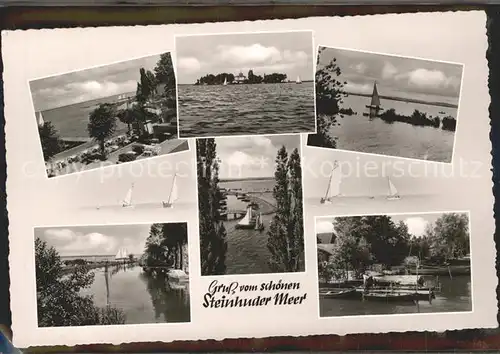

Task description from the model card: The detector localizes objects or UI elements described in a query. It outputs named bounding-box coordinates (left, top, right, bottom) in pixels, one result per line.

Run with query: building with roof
left=234, top=71, right=246, bottom=84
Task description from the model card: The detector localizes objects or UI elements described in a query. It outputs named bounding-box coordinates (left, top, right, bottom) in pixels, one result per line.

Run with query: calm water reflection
left=319, top=275, right=471, bottom=317
left=83, top=264, right=190, bottom=324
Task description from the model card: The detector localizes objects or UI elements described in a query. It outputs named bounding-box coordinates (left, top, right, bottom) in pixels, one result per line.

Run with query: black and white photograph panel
left=175, top=31, right=316, bottom=138
left=30, top=52, right=188, bottom=178
left=34, top=222, right=190, bottom=327
left=308, top=46, right=464, bottom=163
left=316, top=211, right=472, bottom=317
left=42, top=149, right=195, bottom=222
left=196, top=134, right=304, bottom=276
left=302, top=146, right=468, bottom=216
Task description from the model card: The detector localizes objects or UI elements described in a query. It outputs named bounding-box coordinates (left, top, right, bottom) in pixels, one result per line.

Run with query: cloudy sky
left=175, top=31, right=313, bottom=84
left=315, top=211, right=461, bottom=239
left=35, top=223, right=154, bottom=256
left=30, top=53, right=163, bottom=111
left=215, top=135, right=300, bottom=179
left=318, top=47, right=463, bottom=100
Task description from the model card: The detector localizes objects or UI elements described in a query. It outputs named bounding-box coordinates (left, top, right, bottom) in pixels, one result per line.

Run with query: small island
left=195, top=69, right=289, bottom=85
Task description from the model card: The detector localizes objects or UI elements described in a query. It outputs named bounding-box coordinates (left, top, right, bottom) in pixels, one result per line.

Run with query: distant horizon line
left=219, top=176, right=274, bottom=182
left=37, top=90, right=137, bottom=113
left=346, top=91, right=459, bottom=108
left=60, top=253, right=143, bottom=258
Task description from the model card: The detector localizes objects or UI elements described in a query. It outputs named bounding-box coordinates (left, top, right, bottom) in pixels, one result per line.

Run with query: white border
left=313, top=210, right=474, bottom=319
left=308, top=44, right=465, bottom=166
left=174, top=30, right=318, bottom=139
left=27, top=51, right=191, bottom=181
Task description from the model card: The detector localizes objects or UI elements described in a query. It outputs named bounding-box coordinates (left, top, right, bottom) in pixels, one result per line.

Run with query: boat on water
left=386, top=177, right=401, bottom=200
left=320, top=161, right=342, bottom=204
left=296, top=76, right=302, bottom=84
left=162, top=174, right=179, bottom=208
left=223, top=77, right=228, bottom=86
left=362, top=291, right=433, bottom=302
left=235, top=205, right=256, bottom=230
left=36, top=111, right=45, bottom=127
left=319, top=288, right=357, bottom=299
left=115, top=247, right=129, bottom=262
left=364, top=81, right=382, bottom=116
left=122, top=183, right=134, bottom=208
left=254, top=212, right=265, bottom=232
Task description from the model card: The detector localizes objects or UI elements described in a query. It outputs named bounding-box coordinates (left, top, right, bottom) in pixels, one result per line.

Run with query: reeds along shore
left=376, top=108, right=457, bottom=131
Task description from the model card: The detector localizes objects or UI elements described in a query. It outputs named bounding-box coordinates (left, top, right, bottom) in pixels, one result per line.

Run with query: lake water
left=220, top=179, right=276, bottom=275
left=82, top=265, right=190, bottom=324
left=330, top=94, right=457, bottom=163
left=40, top=92, right=135, bottom=139
left=178, top=83, right=315, bottom=137
left=319, top=275, right=472, bottom=317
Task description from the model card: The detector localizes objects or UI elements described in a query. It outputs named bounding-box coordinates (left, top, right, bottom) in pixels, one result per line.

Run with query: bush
left=132, top=144, right=145, bottom=155
left=118, top=153, right=137, bottom=163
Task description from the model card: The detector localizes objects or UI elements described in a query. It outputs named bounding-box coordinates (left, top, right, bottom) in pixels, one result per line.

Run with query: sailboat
left=162, top=174, right=178, bottom=208
left=235, top=205, right=256, bottom=230
left=296, top=76, right=302, bottom=84
left=223, top=77, right=227, bottom=86
left=115, top=247, right=129, bottom=261
left=365, top=81, right=382, bottom=116
left=320, top=162, right=342, bottom=204
left=254, top=212, right=264, bottom=231
left=122, top=183, right=134, bottom=208
left=386, top=177, right=401, bottom=200
left=36, top=111, right=45, bottom=127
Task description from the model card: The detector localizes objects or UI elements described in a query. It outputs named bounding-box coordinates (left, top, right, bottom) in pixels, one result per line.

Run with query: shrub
left=118, top=153, right=137, bottom=163
left=132, top=144, right=145, bottom=155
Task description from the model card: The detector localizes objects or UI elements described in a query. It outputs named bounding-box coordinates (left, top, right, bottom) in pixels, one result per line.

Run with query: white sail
left=115, top=247, right=129, bottom=260
left=37, top=111, right=45, bottom=127
left=296, top=76, right=302, bottom=84
left=169, top=175, right=179, bottom=203
left=324, top=163, right=342, bottom=199
left=238, top=206, right=253, bottom=226
left=223, top=77, right=227, bottom=85
left=122, top=183, right=134, bottom=206
left=387, top=177, right=400, bottom=198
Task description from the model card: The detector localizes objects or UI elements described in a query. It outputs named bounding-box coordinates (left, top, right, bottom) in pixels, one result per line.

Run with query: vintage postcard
left=315, top=211, right=471, bottom=318
left=3, top=10, right=496, bottom=349
left=308, top=47, right=463, bottom=164
left=29, top=52, right=188, bottom=178
left=175, top=30, right=316, bottom=138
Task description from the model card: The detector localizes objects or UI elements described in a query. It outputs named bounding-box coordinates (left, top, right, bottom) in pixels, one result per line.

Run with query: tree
left=267, top=147, right=305, bottom=273
left=116, top=106, right=135, bottom=134
left=307, top=47, right=348, bottom=148
left=153, top=53, right=177, bottom=123
left=163, top=222, right=188, bottom=270
left=87, top=103, right=117, bottom=157
left=154, top=53, right=175, bottom=87
left=427, top=213, right=470, bottom=260
left=38, top=122, right=62, bottom=161
left=197, top=139, right=227, bottom=275
left=35, top=238, right=125, bottom=327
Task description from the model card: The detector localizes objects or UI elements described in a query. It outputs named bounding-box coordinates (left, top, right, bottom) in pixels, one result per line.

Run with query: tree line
left=196, top=138, right=304, bottom=275
left=195, top=70, right=288, bottom=85
left=318, top=213, right=470, bottom=281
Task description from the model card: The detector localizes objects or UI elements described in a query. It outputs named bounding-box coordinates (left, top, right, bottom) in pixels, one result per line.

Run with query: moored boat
left=319, top=288, right=358, bottom=299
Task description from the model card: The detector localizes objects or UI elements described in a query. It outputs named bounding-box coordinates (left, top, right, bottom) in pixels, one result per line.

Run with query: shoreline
left=346, top=91, right=458, bottom=108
